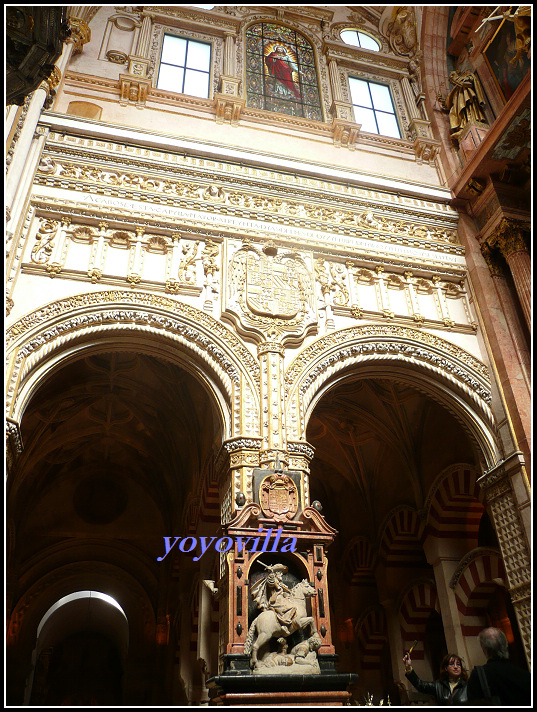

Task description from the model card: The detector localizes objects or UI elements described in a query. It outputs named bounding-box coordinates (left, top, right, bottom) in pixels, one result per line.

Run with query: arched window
left=340, top=30, right=380, bottom=51
left=246, top=23, right=322, bottom=120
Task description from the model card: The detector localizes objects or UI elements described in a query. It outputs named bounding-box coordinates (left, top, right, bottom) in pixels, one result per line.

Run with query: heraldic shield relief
left=225, top=242, right=317, bottom=340
left=259, top=473, right=299, bottom=521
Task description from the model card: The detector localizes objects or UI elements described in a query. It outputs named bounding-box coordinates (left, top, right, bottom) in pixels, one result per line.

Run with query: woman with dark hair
left=403, top=651, right=468, bottom=705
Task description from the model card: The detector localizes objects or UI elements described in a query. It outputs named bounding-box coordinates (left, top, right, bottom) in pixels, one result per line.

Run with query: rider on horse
left=250, top=563, right=298, bottom=635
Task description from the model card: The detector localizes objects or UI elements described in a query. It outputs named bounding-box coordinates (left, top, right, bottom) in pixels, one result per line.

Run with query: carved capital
left=68, top=17, right=91, bottom=55
left=480, top=242, right=504, bottom=277
left=490, top=218, right=529, bottom=259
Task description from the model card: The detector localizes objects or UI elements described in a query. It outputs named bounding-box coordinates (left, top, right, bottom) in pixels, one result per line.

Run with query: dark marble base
left=207, top=672, right=359, bottom=706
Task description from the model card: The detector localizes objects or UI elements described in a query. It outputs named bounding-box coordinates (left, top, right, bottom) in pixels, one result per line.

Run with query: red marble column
left=492, top=219, right=531, bottom=331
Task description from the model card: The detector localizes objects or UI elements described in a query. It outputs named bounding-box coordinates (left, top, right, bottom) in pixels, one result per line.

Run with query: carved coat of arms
left=259, top=473, right=298, bottom=521
left=226, top=242, right=316, bottom=339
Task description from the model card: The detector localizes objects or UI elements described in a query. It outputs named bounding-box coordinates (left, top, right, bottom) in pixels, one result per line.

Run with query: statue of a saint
left=250, top=563, right=298, bottom=635
left=446, top=70, right=487, bottom=136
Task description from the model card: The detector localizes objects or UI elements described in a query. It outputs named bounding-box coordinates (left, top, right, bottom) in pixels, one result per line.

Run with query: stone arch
left=355, top=606, right=388, bottom=670
left=397, top=579, right=440, bottom=662
left=7, top=559, right=157, bottom=683
left=5, top=291, right=260, bottom=439
left=425, top=463, right=485, bottom=544
left=451, top=548, right=506, bottom=634
left=378, top=507, right=426, bottom=568
left=342, top=536, right=376, bottom=586
left=284, top=325, right=498, bottom=467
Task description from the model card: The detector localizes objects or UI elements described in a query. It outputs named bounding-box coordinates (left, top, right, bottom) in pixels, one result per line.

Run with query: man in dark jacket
left=466, top=627, right=531, bottom=706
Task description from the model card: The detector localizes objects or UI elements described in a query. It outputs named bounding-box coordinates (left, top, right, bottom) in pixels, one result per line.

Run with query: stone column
left=423, top=538, right=470, bottom=664
left=328, top=58, right=343, bottom=102
left=223, top=31, right=236, bottom=76
left=477, top=454, right=531, bottom=668
left=5, top=85, right=49, bottom=213
left=480, top=243, right=530, bottom=389
left=127, top=226, right=145, bottom=285
left=404, top=271, right=423, bottom=325
left=257, top=340, right=287, bottom=460
left=88, top=221, right=108, bottom=283
left=375, top=266, right=393, bottom=318
left=432, top=276, right=454, bottom=328
left=136, top=11, right=154, bottom=57
left=492, top=219, right=531, bottom=330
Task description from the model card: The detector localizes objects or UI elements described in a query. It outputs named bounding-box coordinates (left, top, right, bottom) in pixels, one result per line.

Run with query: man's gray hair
left=479, top=627, right=510, bottom=659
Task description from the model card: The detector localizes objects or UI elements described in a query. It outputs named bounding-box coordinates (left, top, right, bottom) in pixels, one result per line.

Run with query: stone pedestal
left=458, top=122, right=488, bottom=160
left=207, top=672, right=358, bottom=706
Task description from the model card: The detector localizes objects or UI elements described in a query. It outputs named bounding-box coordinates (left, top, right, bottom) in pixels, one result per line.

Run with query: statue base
left=221, top=653, right=339, bottom=675
left=206, top=672, right=359, bottom=706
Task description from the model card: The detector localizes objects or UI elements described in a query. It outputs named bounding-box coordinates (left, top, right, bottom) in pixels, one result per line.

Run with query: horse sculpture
left=244, top=578, right=318, bottom=669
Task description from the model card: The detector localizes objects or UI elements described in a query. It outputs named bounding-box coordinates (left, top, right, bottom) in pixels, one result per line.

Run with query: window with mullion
left=157, top=34, right=211, bottom=98
left=349, top=77, right=400, bottom=138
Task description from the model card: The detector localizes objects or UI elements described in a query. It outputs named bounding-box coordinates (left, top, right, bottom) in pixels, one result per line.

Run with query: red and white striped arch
left=342, top=536, right=376, bottom=585
left=379, top=508, right=426, bottom=567
left=453, top=549, right=505, bottom=636
left=399, top=580, right=440, bottom=661
left=427, top=464, right=484, bottom=544
left=356, top=606, right=388, bottom=670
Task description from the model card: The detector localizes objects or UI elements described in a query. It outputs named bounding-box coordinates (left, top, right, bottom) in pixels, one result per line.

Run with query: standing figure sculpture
left=244, top=563, right=318, bottom=669
left=265, top=45, right=302, bottom=99
left=446, top=70, right=487, bottom=136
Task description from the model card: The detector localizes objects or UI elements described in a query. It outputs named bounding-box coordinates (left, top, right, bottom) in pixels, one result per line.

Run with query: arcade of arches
left=6, top=5, right=531, bottom=706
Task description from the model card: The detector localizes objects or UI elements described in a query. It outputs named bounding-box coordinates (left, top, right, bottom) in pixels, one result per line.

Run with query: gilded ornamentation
left=68, top=17, right=91, bottom=54
left=87, top=268, right=102, bottom=283
left=284, top=324, right=490, bottom=391
left=38, top=159, right=459, bottom=246
left=31, top=220, right=59, bottom=264
left=444, top=71, right=487, bottom=139
left=386, top=7, right=419, bottom=57
left=226, top=242, right=317, bottom=341
left=488, top=218, right=529, bottom=258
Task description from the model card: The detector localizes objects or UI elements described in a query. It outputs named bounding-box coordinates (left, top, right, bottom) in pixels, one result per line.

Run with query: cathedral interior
left=6, top=5, right=531, bottom=706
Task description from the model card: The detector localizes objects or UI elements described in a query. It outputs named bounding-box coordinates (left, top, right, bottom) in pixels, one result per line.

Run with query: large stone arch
left=5, top=290, right=260, bottom=439
left=284, top=325, right=498, bottom=468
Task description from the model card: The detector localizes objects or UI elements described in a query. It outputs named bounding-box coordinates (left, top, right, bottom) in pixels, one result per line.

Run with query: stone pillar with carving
left=490, top=219, right=531, bottom=330
left=88, top=221, right=108, bottom=283
left=118, top=11, right=152, bottom=108
left=326, top=52, right=361, bottom=150
left=215, top=31, right=244, bottom=126
left=477, top=455, right=531, bottom=667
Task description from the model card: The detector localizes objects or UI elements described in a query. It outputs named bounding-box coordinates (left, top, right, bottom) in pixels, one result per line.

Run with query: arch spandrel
left=284, top=324, right=498, bottom=468
left=5, top=290, right=260, bottom=439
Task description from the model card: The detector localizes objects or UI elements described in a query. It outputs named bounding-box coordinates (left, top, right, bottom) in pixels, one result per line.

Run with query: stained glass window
left=157, top=35, right=211, bottom=98
left=349, top=77, right=400, bottom=138
left=246, top=23, right=322, bottom=121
